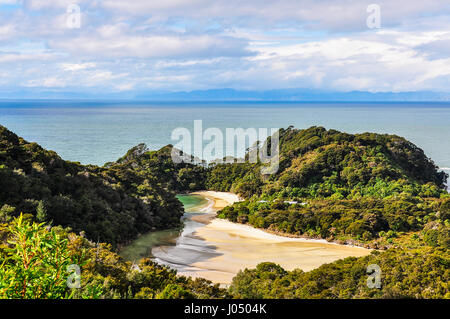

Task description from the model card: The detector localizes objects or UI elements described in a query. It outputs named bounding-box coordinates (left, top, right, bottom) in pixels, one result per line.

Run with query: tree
left=156, top=284, right=194, bottom=299
left=0, top=215, right=102, bottom=299
left=36, top=200, right=48, bottom=223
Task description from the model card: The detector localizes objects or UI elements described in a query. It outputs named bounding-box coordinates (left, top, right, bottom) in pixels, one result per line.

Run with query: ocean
left=0, top=101, right=449, bottom=176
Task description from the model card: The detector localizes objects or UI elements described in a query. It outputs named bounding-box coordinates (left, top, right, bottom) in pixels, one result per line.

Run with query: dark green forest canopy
left=207, top=126, right=448, bottom=199
left=0, top=216, right=228, bottom=299
left=218, top=196, right=450, bottom=248
left=229, top=213, right=449, bottom=299
left=1, top=124, right=448, bottom=247
left=208, top=127, right=449, bottom=246
left=105, top=143, right=207, bottom=192
left=98, top=126, right=450, bottom=248
left=0, top=125, right=183, bottom=246
left=1, top=214, right=448, bottom=299
left=0, top=124, right=449, bottom=299
left=229, top=238, right=449, bottom=298
left=104, top=126, right=449, bottom=200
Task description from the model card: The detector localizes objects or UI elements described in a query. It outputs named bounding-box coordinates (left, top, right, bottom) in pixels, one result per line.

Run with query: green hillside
left=0, top=125, right=183, bottom=245
left=208, top=126, right=447, bottom=199
left=1, top=125, right=448, bottom=299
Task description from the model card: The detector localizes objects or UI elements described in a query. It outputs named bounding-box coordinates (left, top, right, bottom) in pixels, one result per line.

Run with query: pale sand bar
left=188, top=191, right=241, bottom=224
left=157, top=191, right=372, bottom=285
left=191, top=191, right=241, bottom=211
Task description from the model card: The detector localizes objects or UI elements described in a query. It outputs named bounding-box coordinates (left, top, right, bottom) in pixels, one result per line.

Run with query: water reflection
left=120, top=194, right=209, bottom=263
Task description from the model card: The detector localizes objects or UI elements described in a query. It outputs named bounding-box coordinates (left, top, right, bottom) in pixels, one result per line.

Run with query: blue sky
left=0, top=0, right=449, bottom=96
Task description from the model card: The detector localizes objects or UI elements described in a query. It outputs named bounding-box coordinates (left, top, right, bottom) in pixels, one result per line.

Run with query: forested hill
left=105, top=143, right=206, bottom=192
left=207, top=126, right=448, bottom=199
left=0, top=125, right=183, bottom=245
left=0, top=125, right=449, bottom=299
left=102, top=126, right=448, bottom=201
left=1, top=124, right=447, bottom=246
left=212, top=127, right=449, bottom=247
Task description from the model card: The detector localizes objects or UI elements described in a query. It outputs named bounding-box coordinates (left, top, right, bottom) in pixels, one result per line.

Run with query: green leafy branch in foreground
left=0, top=125, right=449, bottom=299
left=0, top=215, right=102, bottom=299
left=0, top=215, right=228, bottom=299
left=1, top=215, right=448, bottom=299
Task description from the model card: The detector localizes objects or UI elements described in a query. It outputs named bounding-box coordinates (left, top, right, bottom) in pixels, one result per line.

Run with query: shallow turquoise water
left=120, top=194, right=207, bottom=262
left=0, top=101, right=449, bottom=176
left=179, top=194, right=209, bottom=213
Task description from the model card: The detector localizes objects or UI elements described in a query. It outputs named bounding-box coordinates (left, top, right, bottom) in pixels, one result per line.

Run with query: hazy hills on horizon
left=1, top=88, right=449, bottom=102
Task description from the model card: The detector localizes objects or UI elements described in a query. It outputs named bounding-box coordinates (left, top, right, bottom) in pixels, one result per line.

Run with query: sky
left=0, top=0, right=449, bottom=96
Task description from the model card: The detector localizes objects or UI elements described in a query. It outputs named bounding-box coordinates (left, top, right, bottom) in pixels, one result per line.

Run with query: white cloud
left=50, top=33, right=251, bottom=59
left=25, top=0, right=92, bottom=9
left=99, top=0, right=450, bottom=31
left=60, top=62, right=96, bottom=71
left=0, top=24, right=16, bottom=41
left=25, top=77, right=67, bottom=88
left=0, top=0, right=449, bottom=94
left=0, top=0, right=20, bottom=4
left=0, top=52, right=54, bottom=63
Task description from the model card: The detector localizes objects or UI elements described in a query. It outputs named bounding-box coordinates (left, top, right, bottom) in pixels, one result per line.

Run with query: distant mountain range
left=1, top=88, right=450, bottom=102
left=137, top=89, right=450, bottom=102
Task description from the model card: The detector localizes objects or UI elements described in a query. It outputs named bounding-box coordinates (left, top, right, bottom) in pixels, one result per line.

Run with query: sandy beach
left=191, top=191, right=241, bottom=210
left=153, top=191, right=372, bottom=285
left=188, top=191, right=241, bottom=223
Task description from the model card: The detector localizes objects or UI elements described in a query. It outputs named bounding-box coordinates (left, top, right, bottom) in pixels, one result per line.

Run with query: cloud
left=60, top=62, right=96, bottom=71
left=50, top=32, right=252, bottom=59
left=0, top=0, right=21, bottom=4
left=0, top=0, right=449, bottom=94
left=416, top=38, right=450, bottom=59
left=25, top=76, right=67, bottom=88
left=0, top=24, right=16, bottom=41
left=0, top=52, right=55, bottom=63
left=100, top=0, right=450, bottom=31
left=24, top=0, right=91, bottom=10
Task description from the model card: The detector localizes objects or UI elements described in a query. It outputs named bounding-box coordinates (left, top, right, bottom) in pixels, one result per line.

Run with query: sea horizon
left=1, top=101, right=449, bottom=172
left=1, top=0, right=449, bottom=304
